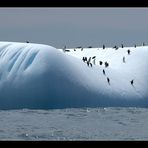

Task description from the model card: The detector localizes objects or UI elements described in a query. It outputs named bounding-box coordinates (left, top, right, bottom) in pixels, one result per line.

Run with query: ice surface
left=0, top=41, right=148, bottom=109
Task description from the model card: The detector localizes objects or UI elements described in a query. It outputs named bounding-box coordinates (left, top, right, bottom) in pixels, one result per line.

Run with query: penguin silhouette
left=103, top=69, right=105, bottom=75
left=127, top=49, right=130, bottom=55
left=123, top=56, right=125, bottom=63
left=130, top=79, right=134, bottom=86
left=107, top=77, right=110, bottom=85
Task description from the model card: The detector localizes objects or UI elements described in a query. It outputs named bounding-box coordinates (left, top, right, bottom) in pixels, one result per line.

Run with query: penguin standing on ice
left=130, top=79, right=134, bottom=86
left=143, top=42, right=145, bottom=46
left=113, top=45, right=118, bottom=50
left=92, top=56, right=96, bottom=65
left=127, top=49, right=131, bottom=55
left=62, top=45, right=66, bottom=52
left=88, top=57, right=91, bottom=64
left=105, top=61, right=109, bottom=68
left=123, top=56, right=125, bottom=63
left=103, top=69, right=105, bottom=75
left=87, top=61, right=89, bottom=67
left=82, top=57, right=85, bottom=62
left=92, top=59, right=96, bottom=65
left=107, top=77, right=110, bottom=85
left=90, top=63, right=92, bottom=67
left=99, top=61, right=103, bottom=65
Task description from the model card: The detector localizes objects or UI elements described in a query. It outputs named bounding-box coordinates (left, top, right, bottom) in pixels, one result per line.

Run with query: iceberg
left=0, top=41, right=147, bottom=109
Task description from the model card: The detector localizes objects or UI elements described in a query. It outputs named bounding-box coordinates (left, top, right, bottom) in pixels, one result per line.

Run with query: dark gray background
left=0, top=8, right=147, bottom=48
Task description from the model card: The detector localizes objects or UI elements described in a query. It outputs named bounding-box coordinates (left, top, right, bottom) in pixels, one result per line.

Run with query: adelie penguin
left=143, top=42, right=145, bottom=46
left=92, top=56, right=96, bottom=59
left=105, top=61, right=109, bottom=68
left=123, top=56, right=125, bottom=63
left=107, top=77, right=110, bottom=85
left=99, top=61, right=103, bottom=65
left=62, top=45, right=66, bottom=52
left=130, top=79, right=134, bottom=86
left=103, top=69, right=105, bottom=75
left=90, top=63, right=92, bottom=67
left=82, top=57, right=87, bottom=62
left=127, top=49, right=131, bottom=55
left=113, top=45, right=118, bottom=50
left=82, top=57, right=85, bottom=62
left=87, top=61, right=89, bottom=67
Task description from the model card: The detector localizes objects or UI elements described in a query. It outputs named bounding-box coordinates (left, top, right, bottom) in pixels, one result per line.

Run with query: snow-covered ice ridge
left=0, top=41, right=147, bottom=109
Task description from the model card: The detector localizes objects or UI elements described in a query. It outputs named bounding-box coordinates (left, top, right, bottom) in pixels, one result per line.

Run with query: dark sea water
left=0, top=107, right=148, bottom=140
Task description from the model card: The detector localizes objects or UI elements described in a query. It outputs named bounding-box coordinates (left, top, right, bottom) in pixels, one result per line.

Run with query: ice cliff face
left=0, top=42, right=147, bottom=109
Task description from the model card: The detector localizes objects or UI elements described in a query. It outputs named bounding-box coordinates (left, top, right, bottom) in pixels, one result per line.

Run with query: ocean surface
left=0, top=107, right=148, bottom=141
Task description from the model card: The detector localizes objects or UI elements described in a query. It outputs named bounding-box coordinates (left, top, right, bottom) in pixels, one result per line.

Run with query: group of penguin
left=80, top=44, right=138, bottom=86
left=24, top=41, right=143, bottom=87
left=62, top=43, right=142, bottom=86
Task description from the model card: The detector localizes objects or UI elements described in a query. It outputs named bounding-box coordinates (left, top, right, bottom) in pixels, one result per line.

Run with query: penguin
left=92, top=56, right=96, bottom=59
left=130, top=79, right=134, bottom=86
left=107, top=77, right=110, bottom=85
left=103, top=69, right=105, bottom=75
left=123, top=56, right=125, bottom=63
left=99, top=61, right=103, bottom=65
left=127, top=49, right=130, bottom=55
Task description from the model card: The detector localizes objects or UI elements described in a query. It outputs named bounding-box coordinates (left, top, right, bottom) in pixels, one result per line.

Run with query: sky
left=0, top=8, right=148, bottom=48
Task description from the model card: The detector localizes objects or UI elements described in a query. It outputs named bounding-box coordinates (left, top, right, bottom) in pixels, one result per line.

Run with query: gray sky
left=0, top=8, right=148, bottom=48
